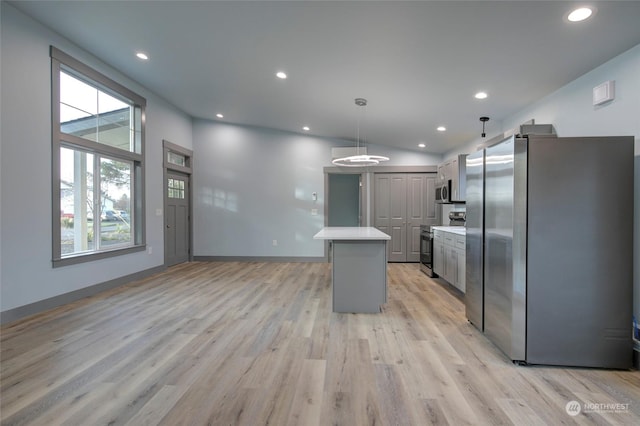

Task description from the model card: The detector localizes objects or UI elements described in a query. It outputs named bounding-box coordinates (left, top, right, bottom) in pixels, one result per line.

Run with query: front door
left=165, top=171, right=190, bottom=266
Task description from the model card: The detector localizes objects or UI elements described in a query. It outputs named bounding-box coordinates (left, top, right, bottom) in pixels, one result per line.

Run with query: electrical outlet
left=272, top=239, right=278, bottom=246
left=147, top=246, right=153, bottom=254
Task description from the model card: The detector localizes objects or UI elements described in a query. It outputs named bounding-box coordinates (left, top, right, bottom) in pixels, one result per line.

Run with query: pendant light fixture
left=479, top=116, right=490, bottom=138
left=332, top=98, right=390, bottom=167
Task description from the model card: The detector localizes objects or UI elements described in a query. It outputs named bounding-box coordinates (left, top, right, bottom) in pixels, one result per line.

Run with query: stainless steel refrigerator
left=465, top=131, right=634, bottom=368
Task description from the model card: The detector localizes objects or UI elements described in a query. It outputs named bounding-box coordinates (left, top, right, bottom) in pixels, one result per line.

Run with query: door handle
left=166, top=225, right=171, bottom=228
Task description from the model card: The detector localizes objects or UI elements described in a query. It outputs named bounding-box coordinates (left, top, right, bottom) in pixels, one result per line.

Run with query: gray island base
left=313, top=227, right=391, bottom=313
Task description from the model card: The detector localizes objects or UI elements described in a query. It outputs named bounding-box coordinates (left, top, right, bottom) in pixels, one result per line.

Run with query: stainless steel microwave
left=435, top=180, right=451, bottom=203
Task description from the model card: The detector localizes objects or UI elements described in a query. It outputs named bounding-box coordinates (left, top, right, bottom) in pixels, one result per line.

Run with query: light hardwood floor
left=1, top=261, right=639, bottom=425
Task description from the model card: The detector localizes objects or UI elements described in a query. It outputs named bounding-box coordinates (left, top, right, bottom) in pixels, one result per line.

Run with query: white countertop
left=313, top=227, right=391, bottom=240
left=432, top=226, right=466, bottom=236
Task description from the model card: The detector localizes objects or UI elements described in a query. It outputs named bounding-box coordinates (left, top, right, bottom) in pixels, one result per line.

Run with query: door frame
left=322, top=168, right=368, bottom=261
left=163, top=140, right=193, bottom=266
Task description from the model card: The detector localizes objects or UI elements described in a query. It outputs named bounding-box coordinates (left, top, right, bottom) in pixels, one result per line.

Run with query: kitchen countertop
left=313, top=227, right=391, bottom=240
left=432, top=226, right=466, bottom=236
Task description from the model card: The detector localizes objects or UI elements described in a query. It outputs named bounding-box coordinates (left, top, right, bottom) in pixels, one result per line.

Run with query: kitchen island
left=313, top=227, right=390, bottom=313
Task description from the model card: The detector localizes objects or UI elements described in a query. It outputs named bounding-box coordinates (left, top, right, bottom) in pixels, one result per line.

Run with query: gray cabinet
left=443, top=232, right=455, bottom=283
left=450, top=156, right=466, bottom=202
left=433, top=229, right=445, bottom=276
left=437, top=154, right=467, bottom=202
left=433, top=229, right=465, bottom=293
left=332, top=240, right=388, bottom=313
left=454, top=235, right=466, bottom=292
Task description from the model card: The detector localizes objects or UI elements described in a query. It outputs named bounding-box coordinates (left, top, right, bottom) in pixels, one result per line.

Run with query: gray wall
left=192, top=120, right=440, bottom=258
left=448, top=42, right=640, bottom=350
left=0, top=3, right=193, bottom=313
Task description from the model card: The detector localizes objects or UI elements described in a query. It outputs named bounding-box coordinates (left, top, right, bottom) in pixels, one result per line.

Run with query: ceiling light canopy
left=568, top=7, right=594, bottom=22
left=303, top=126, right=310, bottom=131
left=135, top=52, right=149, bottom=60
left=474, top=91, right=488, bottom=100
left=437, top=126, right=446, bottom=132
left=418, top=143, right=426, bottom=148
left=276, top=71, right=287, bottom=79
left=216, top=113, right=224, bottom=118
left=332, top=98, right=390, bottom=167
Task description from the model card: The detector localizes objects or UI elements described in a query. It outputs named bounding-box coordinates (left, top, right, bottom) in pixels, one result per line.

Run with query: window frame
left=51, top=47, right=146, bottom=267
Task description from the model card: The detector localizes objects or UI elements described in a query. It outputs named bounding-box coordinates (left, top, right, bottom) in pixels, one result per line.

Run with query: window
left=167, top=151, right=186, bottom=167
left=167, top=178, right=186, bottom=199
left=51, top=47, right=146, bottom=266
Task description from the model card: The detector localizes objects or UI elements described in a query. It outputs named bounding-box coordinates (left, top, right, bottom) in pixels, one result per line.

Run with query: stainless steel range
left=419, top=225, right=435, bottom=277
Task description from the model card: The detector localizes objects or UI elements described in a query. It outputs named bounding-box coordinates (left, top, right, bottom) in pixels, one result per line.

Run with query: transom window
left=51, top=47, right=146, bottom=266
left=167, top=151, right=187, bottom=167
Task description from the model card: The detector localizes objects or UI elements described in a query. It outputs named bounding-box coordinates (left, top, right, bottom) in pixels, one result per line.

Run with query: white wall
left=192, top=120, right=440, bottom=258
left=448, top=42, right=640, bottom=348
left=0, top=3, right=193, bottom=313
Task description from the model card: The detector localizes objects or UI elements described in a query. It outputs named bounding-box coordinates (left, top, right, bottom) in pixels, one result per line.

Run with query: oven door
left=420, top=230, right=436, bottom=277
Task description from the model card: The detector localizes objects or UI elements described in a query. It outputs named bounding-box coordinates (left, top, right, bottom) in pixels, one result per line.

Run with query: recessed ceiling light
left=474, top=92, right=488, bottom=100
left=216, top=113, right=224, bottom=118
left=568, top=7, right=593, bottom=22
left=302, top=126, right=310, bottom=131
left=276, top=71, right=287, bottom=79
left=437, top=126, right=447, bottom=132
left=136, top=52, right=149, bottom=60
left=418, top=143, right=426, bottom=148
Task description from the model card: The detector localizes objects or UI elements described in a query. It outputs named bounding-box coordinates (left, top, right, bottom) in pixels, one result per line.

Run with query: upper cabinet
left=437, top=154, right=467, bottom=203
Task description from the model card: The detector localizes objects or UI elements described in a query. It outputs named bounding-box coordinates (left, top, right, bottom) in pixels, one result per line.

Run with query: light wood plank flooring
left=1, top=261, right=639, bottom=425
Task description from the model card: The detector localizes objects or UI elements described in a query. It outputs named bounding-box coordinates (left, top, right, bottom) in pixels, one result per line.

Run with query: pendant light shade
left=332, top=98, right=390, bottom=167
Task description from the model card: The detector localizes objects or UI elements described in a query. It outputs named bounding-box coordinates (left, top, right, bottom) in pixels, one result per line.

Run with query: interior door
left=375, top=173, right=407, bottom=262
left=165, top=171, right=190, bottom=266
left=406, top=174, right=426, bottom=262
left=388, top=175, right=408, bottom=262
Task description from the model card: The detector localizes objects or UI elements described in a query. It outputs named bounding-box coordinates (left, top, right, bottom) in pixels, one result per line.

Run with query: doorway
left=163, top=140, right=193, bottom=267
left=328, top=173, right=361, bottom=226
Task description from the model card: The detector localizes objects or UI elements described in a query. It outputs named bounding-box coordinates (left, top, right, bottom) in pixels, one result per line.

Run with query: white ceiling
left=10, top=1, right=640, bottom=154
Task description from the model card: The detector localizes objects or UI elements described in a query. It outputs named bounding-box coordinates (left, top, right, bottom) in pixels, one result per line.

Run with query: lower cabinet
left=433, top=230, right=445, bottom=276
left=433, top=229, right=465, bottom=293
left=453, top=234, right=466, bottom=293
